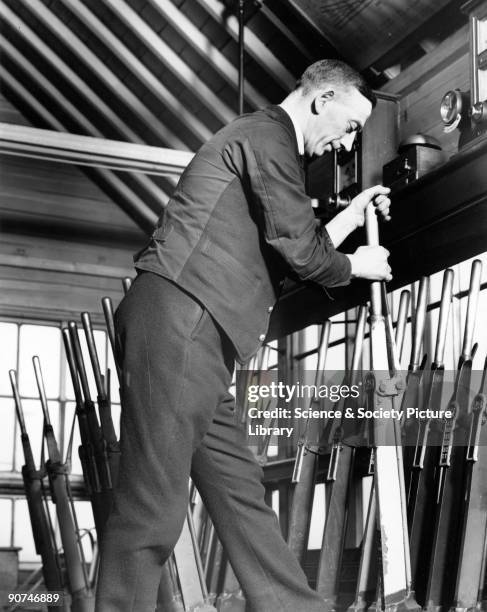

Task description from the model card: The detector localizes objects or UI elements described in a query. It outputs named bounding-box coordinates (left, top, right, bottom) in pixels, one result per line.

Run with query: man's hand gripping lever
left=325, top=184, right=393, bottom=281
left=349, top=185, right=392, bottom=281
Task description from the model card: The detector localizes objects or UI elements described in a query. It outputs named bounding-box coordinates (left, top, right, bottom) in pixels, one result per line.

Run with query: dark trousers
left=95, top=272, right=324, bottom=612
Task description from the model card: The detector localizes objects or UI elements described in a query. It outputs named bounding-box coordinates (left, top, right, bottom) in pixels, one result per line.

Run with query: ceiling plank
left=0, top=2, right=140, bottom=142
left=0, top=1, right=173, bottom=206
left=287, top=0, right=453, bottom=70
left=277, top=0, right=334, bottom=42
left=195, top=0, right=295, bottom=92
left=104, top=0, right=236, bottom=125
left=25, top=0, right=188, bottom=151
left=258, top=3, right=313, bottom=63
left=0, top=67, right=65, bottom=131
left=0, top=34, right=105, bottom=137
left=62, top=0, right=212, bottom=144
left=85, top=168, right=158, bottom=232
left=381, top=25, right=468, bottom=97
left=147, top=0, right=269, bottom=110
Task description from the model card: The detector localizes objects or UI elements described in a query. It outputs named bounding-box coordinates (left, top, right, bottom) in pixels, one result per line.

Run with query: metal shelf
left=268, top=138, right=487, bottom=339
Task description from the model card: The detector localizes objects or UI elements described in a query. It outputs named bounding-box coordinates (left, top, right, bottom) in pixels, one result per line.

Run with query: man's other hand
left=348, top=185, right=391, bottom=227
left=347, top=245, right=392, bottom=281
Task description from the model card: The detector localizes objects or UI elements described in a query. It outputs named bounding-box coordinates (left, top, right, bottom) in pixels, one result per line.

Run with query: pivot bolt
left=395, top=379, right=405, bottom=391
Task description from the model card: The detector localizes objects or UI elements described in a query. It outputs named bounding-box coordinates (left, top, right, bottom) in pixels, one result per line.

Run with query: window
left=0, top=317, right=120, bottom=566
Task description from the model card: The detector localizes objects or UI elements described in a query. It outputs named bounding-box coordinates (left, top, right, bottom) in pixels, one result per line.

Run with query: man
left=96, top=59, right=391, bottom=611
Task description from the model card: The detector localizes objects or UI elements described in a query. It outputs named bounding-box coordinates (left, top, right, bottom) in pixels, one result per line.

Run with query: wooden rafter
left=258, top=4, right=314, bottom=63
left=0, top=51, right=161, bottom=231
left=287, top=0, right=453, bottom=71
left=0, top=47, right=160, bottom=236
left=0, top=34, right=106, bottom=137
left=104, top=0, right=236, bottom=126
left=0, top=66, right=65, bottom=131
left=25, top=0, right=187, bottom=151
left=0, top=1, right=172, bottom=207
left=146, top=0, right=269, bottom=110
left=61, top=0, right=212, bottom=145
left=0, top=3, right=139, bottom=141
left=195, top=0, right=295, bottom=92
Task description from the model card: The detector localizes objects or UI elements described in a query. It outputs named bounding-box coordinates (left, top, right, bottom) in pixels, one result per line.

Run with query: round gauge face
left=440, top=90, right=461, bottom=125
left=477, top=18, right=487, bottom=54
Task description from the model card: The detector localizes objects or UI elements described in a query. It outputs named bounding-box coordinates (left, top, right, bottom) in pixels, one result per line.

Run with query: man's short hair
left=295, top=59, right=377, bottom=108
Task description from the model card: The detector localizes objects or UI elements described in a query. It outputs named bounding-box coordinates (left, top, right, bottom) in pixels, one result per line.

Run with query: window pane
left=64, top=401, right=83, bottom=476
left=303, top=325, right=320, bottom=371
left=0, top=322, right=18, bottom=395
left=64, top=328, right=111, bottom=405
left=0, top=499, right=13, bottom=546
left=401, top=322, right=413, bottom=370
left=0, top=398, right=15, bottom=471
left=18, top=325, right=61, bottom=398
left=428, top=307, right=440, bottom=366
left=73, top=501, right=96, bottom=564
left=308, top=483, right=326, bottom=549
left=326, top=343, right=345, bottom=372
left=65, top=328, right=107, bottom=402
left=271, top=489, right=279, bottom=519
left=107, top=348, right=121, bottom=405
left=474, top=289, right=487, bottom=371
left=47, top=500, right=96, bottom=569
left=15, top=400, right=60, bottom=472
left=110, top=403, right=121, bottom=440
left=15, top=495, right=94, bottom=566
left=429, top=268, right=445, bottom=304
left=329, top=319, right=345, bottom=345
left=361, top=337, right=371, bottom=371
left=14, top=498, right=38, bottom=563
left=46, top=499, right=60, bottom=552
left=94, top=330, right=107, bottom=374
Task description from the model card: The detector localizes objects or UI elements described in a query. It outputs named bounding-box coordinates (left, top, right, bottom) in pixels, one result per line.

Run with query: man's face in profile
left=305, top=87, right=372, bottom=157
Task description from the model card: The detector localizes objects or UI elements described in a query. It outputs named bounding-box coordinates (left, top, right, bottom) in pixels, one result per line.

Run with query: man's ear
left=312, top=90, right=334, bottom=114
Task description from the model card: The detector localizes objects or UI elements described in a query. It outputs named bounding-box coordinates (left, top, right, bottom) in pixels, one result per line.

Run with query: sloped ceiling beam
left=0, top=67, right=65, bottom=132
left=0, top=1, right=171, bottom=207
left=195, top=0, right=295, bottom=92
left=104, top=0, right=236, bottom=126
left=147, top=0, right=269, bottom=110
left=0, top=21, right=161, bottom=231
left=26, top=0, right=187, bottom=151
left=258, top=3, right=314, bottom=63
left=61, top=0, right=212, bottom=145
left=0, top=34, right=104, bottom=137
left=0, top=3, right=140, bottom=141
left=0, top=34, right=174, bottom=219
left=0, top=38, right=160, bottom=230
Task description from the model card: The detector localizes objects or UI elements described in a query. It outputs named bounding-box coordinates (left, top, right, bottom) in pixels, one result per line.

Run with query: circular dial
left=440, top=90, right=462, bottom=125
